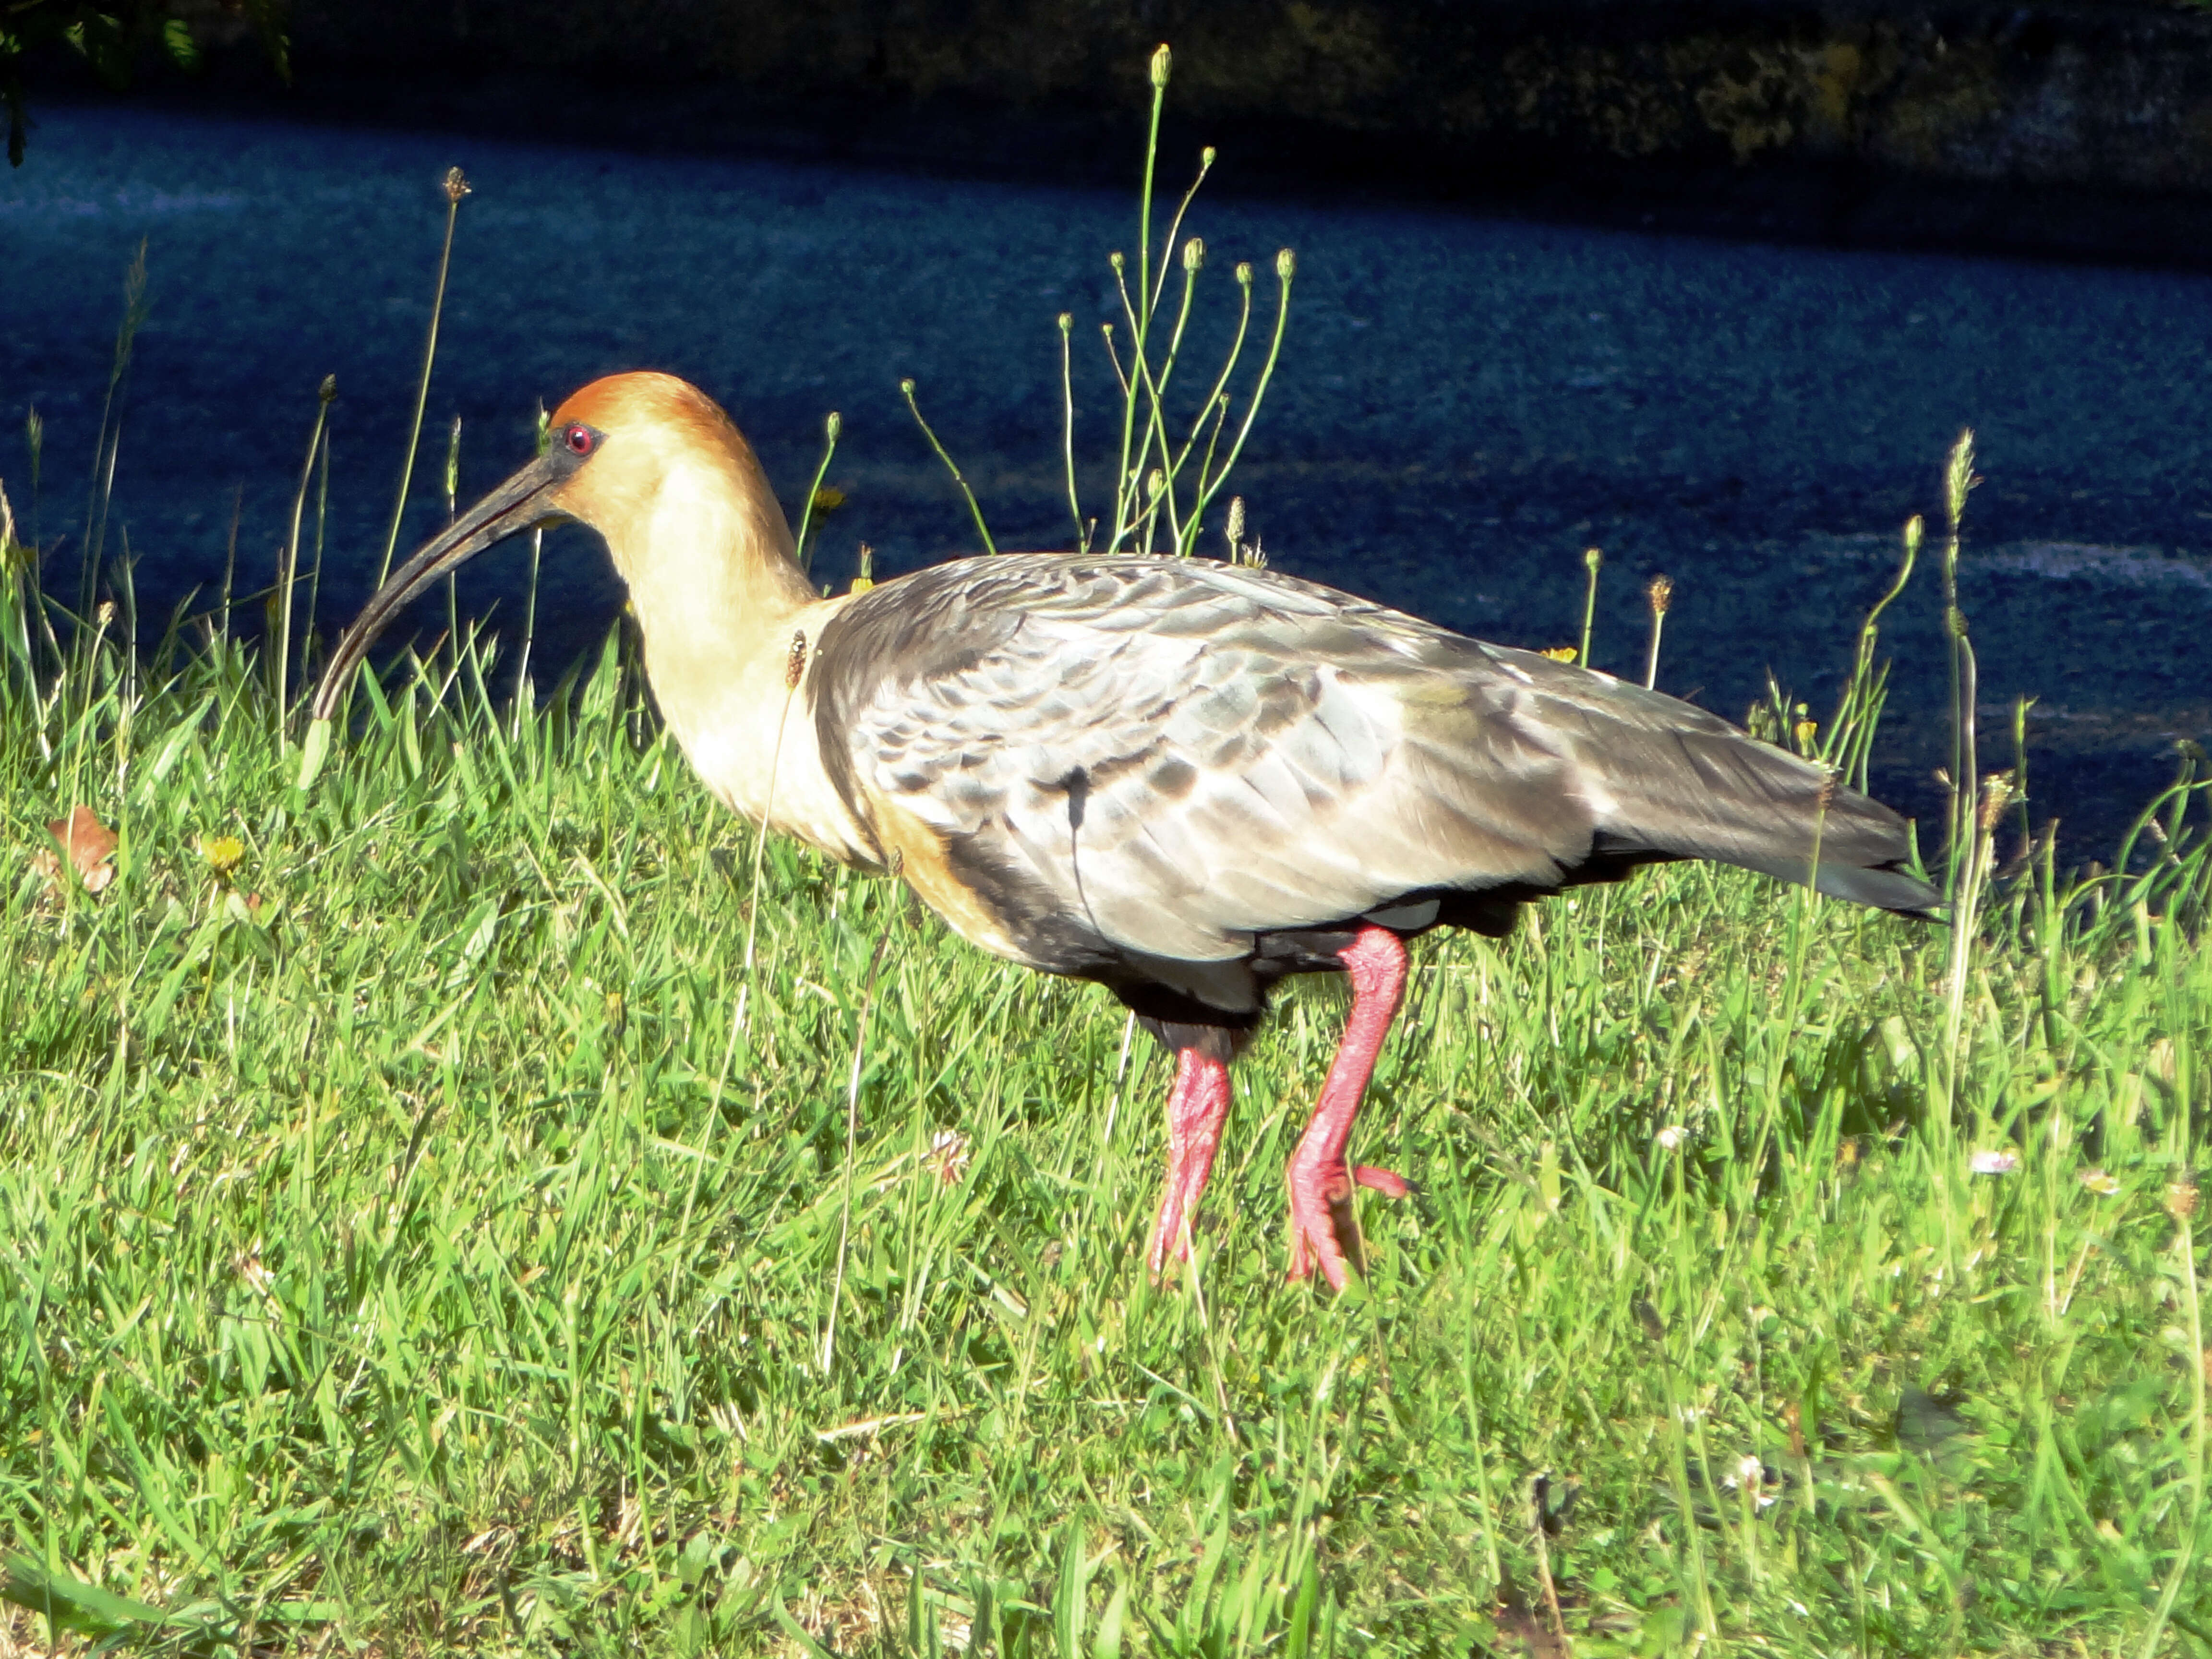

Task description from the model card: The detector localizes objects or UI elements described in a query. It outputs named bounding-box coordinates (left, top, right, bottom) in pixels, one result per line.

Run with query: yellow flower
left=1539, top=646, right=1577, bottom=663
left=1794, top=719, right=1818, bottom=751
left=811, top=485, right=847, bottom=515
left=201, top=835, right=245, bottom=877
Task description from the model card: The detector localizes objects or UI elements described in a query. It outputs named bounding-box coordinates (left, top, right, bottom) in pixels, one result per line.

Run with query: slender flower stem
left=1059, top=315, right=1089, bottom=552
left=902, top=380, right=996, bottom=553
left=1577, top=546, right=1603, bottom=670
left=1643, top=574, right=1672, bottom=690
left=376, top=168, right=471, bottom=588
left=1115, top=46, right=1170, bottom=527
left=794, top=411, right=842, bottom=577
left=1189, top=252, right=1294, bottom=541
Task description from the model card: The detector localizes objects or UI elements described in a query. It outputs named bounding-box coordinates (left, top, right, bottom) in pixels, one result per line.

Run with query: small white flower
left=924, top=1129, right=973, bottom=1187
left=1970, top=1149, right=2020, bottom=1175
left=1656, top=1125, right=1690, bottom=1151
left=2080, top=1168, right=2121, bottom=1196
left=1735, top=1453, right=1764, bottom=1488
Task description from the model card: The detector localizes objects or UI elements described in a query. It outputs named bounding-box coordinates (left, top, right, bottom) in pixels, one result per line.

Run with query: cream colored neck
left=597, top=455, right=870, bottom=864
left=607, top=455, right=818, bottom=717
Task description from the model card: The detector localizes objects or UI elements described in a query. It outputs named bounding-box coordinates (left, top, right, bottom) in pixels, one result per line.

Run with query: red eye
left=565, top=423, right=594, bottom=456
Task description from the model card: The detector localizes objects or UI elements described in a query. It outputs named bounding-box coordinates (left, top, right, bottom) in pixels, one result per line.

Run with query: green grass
left=6, top=43, right=2212, bottom=1654
left=0, top=546, right=2209, bottom=1657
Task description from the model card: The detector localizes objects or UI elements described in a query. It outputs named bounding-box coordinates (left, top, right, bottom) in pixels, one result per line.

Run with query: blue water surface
left=5, top=102, right=2210, bottom=849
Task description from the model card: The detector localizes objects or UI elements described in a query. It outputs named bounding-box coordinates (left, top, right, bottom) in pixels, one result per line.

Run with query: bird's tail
left=1528, top=660, right=1941, bottom=919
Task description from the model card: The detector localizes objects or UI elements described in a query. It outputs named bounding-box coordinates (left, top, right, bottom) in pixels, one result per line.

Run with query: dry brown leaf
left=35, top=804, right=118, bottom=893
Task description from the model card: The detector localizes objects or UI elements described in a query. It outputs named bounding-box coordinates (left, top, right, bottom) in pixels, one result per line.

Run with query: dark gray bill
left=312, top=449, right=569, bottom=721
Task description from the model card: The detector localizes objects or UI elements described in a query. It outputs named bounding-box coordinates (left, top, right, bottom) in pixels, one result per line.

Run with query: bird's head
left=312, top=372, right=793, bottom=721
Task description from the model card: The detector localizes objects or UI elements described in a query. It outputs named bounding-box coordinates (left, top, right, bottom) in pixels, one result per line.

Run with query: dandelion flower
left=202, top=834, right=245, bottom=878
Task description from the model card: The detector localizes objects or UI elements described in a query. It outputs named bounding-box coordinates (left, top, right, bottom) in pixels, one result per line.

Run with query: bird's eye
left=564, top=423, right=595, bottom=456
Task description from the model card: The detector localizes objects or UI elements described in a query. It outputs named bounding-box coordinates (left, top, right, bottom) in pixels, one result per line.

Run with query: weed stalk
left=273, top=375, right=337, bottom=740
left=375, top=168, right=470, bottom=587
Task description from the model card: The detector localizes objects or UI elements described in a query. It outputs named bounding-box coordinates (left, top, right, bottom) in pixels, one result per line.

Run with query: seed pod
left=1977, top=773, right=2012, bottom=833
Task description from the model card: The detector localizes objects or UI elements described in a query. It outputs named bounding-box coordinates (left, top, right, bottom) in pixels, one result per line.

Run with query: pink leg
left=1286, top=925, right=1413, bottom=1289
left=1147, top=1045, right=1234, bottom=1277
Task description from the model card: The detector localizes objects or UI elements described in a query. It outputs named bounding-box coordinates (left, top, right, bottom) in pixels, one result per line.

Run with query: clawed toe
left=1352, top=1164, right=1410, bottom=1199
left=1286, top=1157, right=1413, bottom=1288
left=1284, top=1159, right=1357, bottom=1289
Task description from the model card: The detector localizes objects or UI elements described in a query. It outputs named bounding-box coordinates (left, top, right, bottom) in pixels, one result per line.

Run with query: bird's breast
left=671, top=685, right=881, bottom=869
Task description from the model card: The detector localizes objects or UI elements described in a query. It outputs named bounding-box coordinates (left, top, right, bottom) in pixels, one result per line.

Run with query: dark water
left=6, top=103, right=2211, bottom=854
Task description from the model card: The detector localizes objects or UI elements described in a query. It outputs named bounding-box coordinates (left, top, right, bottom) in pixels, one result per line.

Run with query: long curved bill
left=311, top=450, right=570, bottom=722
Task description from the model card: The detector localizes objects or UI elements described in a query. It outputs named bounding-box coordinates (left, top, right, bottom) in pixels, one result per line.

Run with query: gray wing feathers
left=822, top=555, right=1936, bottom=971
left=1477, top=649, right=1936, bottom=914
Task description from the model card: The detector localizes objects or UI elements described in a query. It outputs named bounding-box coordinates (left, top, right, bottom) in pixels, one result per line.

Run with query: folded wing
left=809, top=555, right=1935, bottom=998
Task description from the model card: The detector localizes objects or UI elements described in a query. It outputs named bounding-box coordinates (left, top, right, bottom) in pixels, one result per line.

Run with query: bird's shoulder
left=810, top=551, right=1498, bottom=698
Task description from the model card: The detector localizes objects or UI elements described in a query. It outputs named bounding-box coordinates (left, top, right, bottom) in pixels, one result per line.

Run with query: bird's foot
left=1285, top=1156, right=1410, bottom=1289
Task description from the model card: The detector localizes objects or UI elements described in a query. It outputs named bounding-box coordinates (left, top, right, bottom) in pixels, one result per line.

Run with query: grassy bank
left=8, top=47, right=2212, bottom=1650
left=0, top=529, right=2208, bottom=1656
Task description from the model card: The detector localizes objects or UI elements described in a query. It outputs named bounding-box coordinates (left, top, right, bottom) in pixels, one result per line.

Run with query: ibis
left=317, top=372, right=1938, bottom=1290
